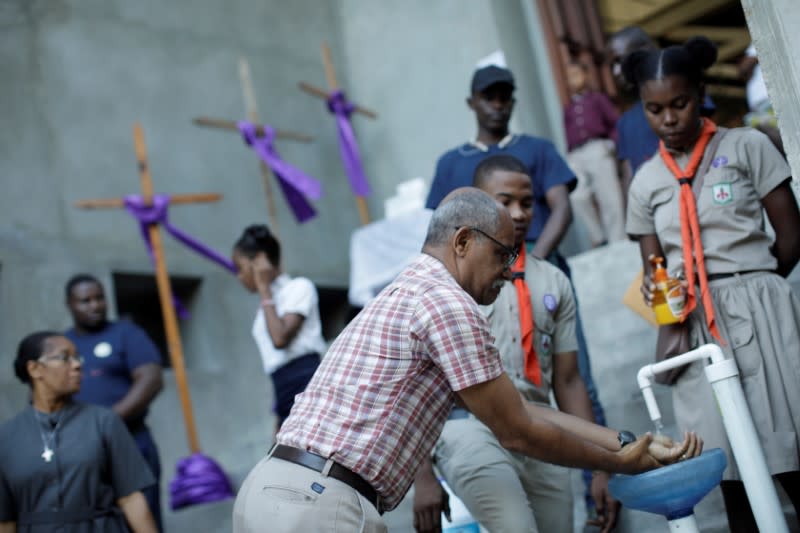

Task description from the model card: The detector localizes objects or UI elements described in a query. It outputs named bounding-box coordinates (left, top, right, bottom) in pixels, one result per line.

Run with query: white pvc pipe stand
left=667, top=515, right=699, bottom=532
left=637, top=344, right=789, bottom=533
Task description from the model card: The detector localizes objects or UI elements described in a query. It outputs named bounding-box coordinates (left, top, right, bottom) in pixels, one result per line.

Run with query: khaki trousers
left=567, top=139, right=626, bottom=245
left=233, top=455, right=387, bottom=533
left=434, top=416, right=573, bottom=533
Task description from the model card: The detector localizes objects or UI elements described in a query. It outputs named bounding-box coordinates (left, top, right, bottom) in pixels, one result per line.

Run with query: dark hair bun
left=13, top=355, right=30, bottom=384
left=684, top=36, right=718, bottom=70
left=245, top=224, right=273, bottom=242
left=621, top=49, right=650, bottom=87
left=234, top=224, right=281, bottom=265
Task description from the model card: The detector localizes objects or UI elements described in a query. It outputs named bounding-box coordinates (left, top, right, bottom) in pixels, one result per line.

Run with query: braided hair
left=621, top=36, right=718, bottom=92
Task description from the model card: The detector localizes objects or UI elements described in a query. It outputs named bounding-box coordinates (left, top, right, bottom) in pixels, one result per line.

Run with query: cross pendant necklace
left=32, top=407, right=63, bottom=463
left=42, top=446, right=54, bottom=462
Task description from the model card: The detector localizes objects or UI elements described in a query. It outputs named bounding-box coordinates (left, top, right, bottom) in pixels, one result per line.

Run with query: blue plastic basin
left=609, top=448, right=727, bottom=520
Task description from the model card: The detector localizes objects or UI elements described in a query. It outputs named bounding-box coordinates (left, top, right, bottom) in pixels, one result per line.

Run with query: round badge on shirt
left=94, top=342, right=113, bottom=358
left=543, top=294, right=558, bottom=313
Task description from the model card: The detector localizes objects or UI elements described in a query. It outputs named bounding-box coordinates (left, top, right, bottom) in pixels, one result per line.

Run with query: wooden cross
left=194, top=58, right=314, bottom=235
left=298, top=42, right=377, bottom=226
left=75, top=122, right=222, bottom=454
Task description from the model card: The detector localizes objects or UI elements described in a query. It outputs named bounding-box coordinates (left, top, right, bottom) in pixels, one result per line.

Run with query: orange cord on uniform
left=511, top=244, right=541, bottom=385
left=658, top=118, right=723, bottom=342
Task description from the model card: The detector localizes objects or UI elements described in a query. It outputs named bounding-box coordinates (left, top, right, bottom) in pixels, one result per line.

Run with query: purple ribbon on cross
left=237, top=121, right=322, bottom=223
left=326, top=90, right=371, bottom=197
left=124, top=194, right=238, bottom=318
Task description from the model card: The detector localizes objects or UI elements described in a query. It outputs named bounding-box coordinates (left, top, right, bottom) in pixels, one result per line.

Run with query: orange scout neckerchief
left=657, top=118, right=722, bottom=342
left=511, top=244, right=541, bottom=385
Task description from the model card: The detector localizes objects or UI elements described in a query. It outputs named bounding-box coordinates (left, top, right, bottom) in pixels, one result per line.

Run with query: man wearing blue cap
left=427, top=65, right=575, bottom=264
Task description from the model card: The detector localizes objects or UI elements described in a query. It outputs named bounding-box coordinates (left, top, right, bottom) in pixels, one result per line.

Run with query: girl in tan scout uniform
left=623, top=36, right=800, bottom=531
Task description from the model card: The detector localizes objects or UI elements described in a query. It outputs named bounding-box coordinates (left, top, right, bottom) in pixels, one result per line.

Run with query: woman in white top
left=232, top=225, right=326, bottom=429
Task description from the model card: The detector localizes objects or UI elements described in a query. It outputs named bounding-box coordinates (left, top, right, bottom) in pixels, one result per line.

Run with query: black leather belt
left=707, top=269, right=772, bottom=281
left=271, top=445, right=383, bottom=514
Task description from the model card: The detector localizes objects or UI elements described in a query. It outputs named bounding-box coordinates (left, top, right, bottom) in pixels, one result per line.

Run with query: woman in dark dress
left=0, top=331, right=157, bottom=533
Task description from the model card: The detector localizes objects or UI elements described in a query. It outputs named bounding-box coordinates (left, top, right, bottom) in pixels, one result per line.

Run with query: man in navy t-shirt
left=65, top=274, right=164, bottom=531
left=425, top=65, right=576, bottom=259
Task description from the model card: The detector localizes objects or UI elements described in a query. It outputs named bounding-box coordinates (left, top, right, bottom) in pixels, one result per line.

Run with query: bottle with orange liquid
left=649, top=256, right=686, bottom=325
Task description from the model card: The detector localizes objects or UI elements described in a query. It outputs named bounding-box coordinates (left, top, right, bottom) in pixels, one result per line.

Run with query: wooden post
left=298, top=42, right=376, bottom=226
left=321, top=42, right=340, bottom=90
left=192, top=117, right=313, bottom=142
left=193, top=61, right=314, bottom=227
left=77, top=125, right=227, bottom=453
left=132, top=122, right=200, bottom=453
left=239, top=57, right=280, bottom=234
left=321, top=42, right=370, bottom=226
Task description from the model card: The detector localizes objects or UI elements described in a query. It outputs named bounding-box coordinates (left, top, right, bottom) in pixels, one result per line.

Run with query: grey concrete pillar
left=741, top=0, right=800, bottom=195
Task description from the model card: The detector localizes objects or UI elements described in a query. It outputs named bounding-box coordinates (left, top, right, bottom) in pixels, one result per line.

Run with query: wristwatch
left=618, top=430, right=637, bottom=449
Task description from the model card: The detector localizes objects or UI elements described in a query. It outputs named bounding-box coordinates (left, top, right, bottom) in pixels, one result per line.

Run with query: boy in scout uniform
left=413, top=155, right=620, bottom=533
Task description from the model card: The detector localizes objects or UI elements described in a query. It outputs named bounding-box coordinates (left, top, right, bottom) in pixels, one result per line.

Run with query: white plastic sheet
left=348, top=208, right=433, bottom=306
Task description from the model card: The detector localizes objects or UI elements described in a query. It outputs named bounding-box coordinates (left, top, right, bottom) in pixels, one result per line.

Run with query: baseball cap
left=470, top=65, right=515, bottom=94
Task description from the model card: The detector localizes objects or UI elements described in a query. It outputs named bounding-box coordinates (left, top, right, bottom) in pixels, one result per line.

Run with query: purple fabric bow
left=326, top=90, right=371, bottom=197
left=238, top=121, right=322, bottom=223
left=124, top=195, right=238, bottom=318
left=169, top=452, right=234, bottom=510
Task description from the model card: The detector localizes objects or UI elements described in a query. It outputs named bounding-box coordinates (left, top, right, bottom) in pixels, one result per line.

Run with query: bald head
left=423, top=187, right=503, bottom=248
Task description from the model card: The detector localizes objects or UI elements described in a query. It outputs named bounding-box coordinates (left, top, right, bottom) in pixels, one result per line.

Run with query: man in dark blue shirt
left=426, top=65, right=576, bottom=259
left=65, top=274, right=165, bottom=531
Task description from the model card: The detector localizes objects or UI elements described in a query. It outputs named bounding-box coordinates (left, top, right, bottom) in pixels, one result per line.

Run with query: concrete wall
left=0, top=1, right=569, bottom=531
left=741, top=0, right=800, bottom=198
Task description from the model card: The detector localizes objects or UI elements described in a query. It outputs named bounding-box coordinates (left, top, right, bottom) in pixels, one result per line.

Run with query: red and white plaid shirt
left=278, top=253, right=504, bottom=510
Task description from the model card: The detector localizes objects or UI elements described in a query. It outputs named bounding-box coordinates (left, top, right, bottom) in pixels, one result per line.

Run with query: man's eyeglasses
left=38, top=354, right=84, bottom=365
left=457, top=226, right=519, bottom=269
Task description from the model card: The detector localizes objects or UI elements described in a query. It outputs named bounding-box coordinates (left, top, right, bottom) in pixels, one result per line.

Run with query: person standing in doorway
left=64, top=274, right=164, bottom=531
left=563, top=60, right=626, bottom=248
